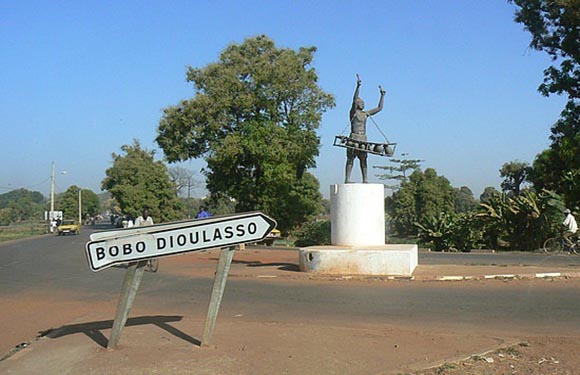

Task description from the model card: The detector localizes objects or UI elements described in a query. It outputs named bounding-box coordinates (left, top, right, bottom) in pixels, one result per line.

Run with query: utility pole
left=50, top=162, right=55, bottom=219
left=78, top=188, right=82, bottom=225
left=187, top=178, right=192, bottom=219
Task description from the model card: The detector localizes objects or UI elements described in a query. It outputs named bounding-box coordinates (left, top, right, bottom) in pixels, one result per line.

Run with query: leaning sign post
left=85, top=212, right=276, bottom=349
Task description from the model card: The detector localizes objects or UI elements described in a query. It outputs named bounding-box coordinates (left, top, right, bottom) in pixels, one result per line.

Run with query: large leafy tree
left=156, top=35, right=334, bottom=231
left=386, top=168, right=456, bottom=236
left=0, top=189, right=45, bottom=224
left=0, top=189, right=44, bottom=208
left=455, top=186, right=478, bottom=213
left=57, top=186, right=100, bottom=220
left=511, top=0, right=580, bottom=99
left=480, top=186, right=500, bottom=204
left=499, top=160, right=530, bottom=195
left=102, top=141, right=182, bottom=222
left=511, top=0, right=580, bottom=207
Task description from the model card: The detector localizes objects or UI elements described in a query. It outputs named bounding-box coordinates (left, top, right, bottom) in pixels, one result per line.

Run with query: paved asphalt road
left=419, top=249, right=580, bottom=267
left=2, top=227, right=580, bottom=345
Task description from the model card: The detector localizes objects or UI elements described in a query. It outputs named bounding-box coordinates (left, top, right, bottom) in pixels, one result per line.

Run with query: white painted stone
left=298, top=245, right=418, bottom=276
left=330, top=184, right=385, bottom=246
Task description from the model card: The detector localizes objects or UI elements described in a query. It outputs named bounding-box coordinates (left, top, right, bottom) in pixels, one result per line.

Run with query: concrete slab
left=298, top=244, right=418, bottom=276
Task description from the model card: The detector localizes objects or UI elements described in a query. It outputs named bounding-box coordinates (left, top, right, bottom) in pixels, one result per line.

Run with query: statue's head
left=355, top=98, right=365, bottom=110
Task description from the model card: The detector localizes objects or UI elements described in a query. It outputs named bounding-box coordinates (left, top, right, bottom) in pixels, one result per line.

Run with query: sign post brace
left=107, top=260, right=147, bottom=349
left=202, top=245, right=236, bottom=346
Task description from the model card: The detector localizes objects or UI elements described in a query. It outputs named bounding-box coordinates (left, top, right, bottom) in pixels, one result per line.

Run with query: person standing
left=134, top=208, right=157, bottom=272
left=135, top=208, right=154, bottom=227
left=196, top=207, right=211, bottom=219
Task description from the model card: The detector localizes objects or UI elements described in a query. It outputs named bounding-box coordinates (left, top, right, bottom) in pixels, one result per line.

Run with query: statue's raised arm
left=350, top=74, right=362, bottom=119
left=366, top=85, right=386, bottom=116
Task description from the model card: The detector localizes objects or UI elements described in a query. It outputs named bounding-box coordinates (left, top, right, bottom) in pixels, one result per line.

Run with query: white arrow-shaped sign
left=85, top=212, right=276, bottom=272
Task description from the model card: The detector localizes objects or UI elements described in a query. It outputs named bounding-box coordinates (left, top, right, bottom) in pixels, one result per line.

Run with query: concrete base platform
left=298, top=245, right=418, bottom=276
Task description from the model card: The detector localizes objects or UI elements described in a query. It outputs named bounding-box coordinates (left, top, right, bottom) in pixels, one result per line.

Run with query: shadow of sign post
left=84, top=212, right=276, bottom=349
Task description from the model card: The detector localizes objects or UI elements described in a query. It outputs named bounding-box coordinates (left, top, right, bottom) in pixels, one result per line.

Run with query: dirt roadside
left=1, top=248, right=580, bottom=374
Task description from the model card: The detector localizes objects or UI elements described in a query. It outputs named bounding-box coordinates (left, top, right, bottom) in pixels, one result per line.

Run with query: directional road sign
left=86, top=212, right=276, bottom=272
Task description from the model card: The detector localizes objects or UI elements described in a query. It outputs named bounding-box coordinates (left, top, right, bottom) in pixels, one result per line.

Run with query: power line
left=0, top=177, right=52, bottom=194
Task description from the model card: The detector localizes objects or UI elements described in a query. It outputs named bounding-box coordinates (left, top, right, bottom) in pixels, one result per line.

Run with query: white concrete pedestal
left=298, top=184, right=418, bottom=276
left=299, top=245, right=418, bottom=276
left=331, top=184, right=385, bottom=246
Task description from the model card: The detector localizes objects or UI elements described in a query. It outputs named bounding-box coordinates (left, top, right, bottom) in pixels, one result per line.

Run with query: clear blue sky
left=0, top=1, right=567, bottom=199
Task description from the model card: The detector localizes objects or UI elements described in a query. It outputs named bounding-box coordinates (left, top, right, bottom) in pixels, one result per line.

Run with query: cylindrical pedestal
left=330, top=184, right=385, bottom=246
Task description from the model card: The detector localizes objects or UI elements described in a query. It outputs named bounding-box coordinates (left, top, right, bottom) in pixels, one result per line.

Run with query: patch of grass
left=504, top=346, right=521, bottom=356
left=0, top=223, right=48, bottom=242
left=436, top=362, right=456, bottom=374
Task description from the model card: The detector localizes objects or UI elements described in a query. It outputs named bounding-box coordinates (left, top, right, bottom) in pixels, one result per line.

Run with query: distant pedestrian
left=134, top=208, right=158, bottom=272
left=196, top=207, right=211, bottom=219
left=135, top=208, right=154, bottom=226
left=50, top=219, right=57, bottom=233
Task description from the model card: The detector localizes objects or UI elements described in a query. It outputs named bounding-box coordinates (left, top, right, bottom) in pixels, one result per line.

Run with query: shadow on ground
left=41, top=315, right=200, bottom=348
left=228, top=259, right=299, bottom=272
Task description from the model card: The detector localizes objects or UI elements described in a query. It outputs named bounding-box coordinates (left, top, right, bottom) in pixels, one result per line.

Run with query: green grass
left=0, top=223, right=49, bottom=242
left=436, top=362, right=456, bottom=374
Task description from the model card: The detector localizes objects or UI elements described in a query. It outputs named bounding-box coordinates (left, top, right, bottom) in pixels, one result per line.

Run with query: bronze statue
left=345, top=74, right=386, bottom=183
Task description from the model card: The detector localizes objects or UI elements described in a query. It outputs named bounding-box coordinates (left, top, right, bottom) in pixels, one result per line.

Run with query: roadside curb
left=226, top=271, right=580, bottom=283
left=428, top=271, right=580, bottom=282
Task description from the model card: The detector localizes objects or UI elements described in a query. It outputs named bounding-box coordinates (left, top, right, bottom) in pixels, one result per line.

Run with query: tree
left=374, top=156, right=423, bottom=190
left=0, top=189, right=44, bottom=209
left=511, top=0, right=580, bottom=99
left=156, top=35, right=335, bottom=231
left=57, top=186, right=100, bottom=220
left=478, top=189, right=564, bottom=250
left=455, top=186, right=478, bottom=213
left=168, top=166, right=199, bottom=198
left=529, top=102, right=580, bottom=208
left=499, top=160, right=530, bottom=195
left=511, top=0, right=580, bottom=208
left=102, top=140, right=182, bottom=222
left=387, top=168, right=456, bottom=236
left=480, top=186, right=500, bottom=204
left=0, top=189, right=45, bottom=224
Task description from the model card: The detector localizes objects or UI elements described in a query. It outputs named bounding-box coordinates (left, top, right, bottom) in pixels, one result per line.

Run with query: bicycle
left=543, top=234, right=579, bottom=254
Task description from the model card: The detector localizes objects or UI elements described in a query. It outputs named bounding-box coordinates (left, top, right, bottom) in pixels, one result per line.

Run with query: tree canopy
left=0, top=189, right=45, bottom=224
left=511, top=0, right=580, bottom=208
left=454, top=186, right=478, bottom=213
left=156, top=35, right=334, bottom=231
left=511, top=0, right=580, bottom=99
left=57, top=186, right=100, bottom=220
left=480, top=186, right=500, bottom=204
left=386, top=168, right=456, bottom=236
left=499, top=160, right=530, bottom=195
left=374, top=157, right=423, bottom=190
left=102, top=141, right=182, bottom=222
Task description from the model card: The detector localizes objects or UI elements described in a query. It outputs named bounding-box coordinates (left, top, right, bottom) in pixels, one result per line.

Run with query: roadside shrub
left=478, top=189, right=564, bottom=251
left=414, top=212, right=455, bottom=251
left=414, top=212, right=483, bottom=252
left=452, top=212, right=484, bottom=252
left=293, top=220, right=331, bottom=247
